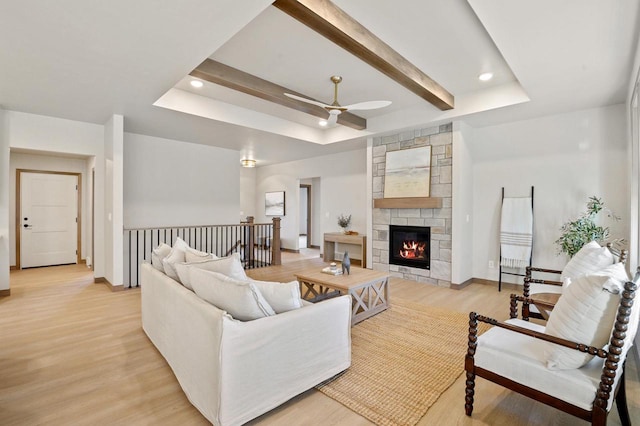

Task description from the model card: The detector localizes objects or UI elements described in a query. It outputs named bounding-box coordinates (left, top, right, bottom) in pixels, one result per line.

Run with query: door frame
left=91, top=168, right=95, bottom=271
left=300, top=184, right=311, bottom=245
left=16, top=169, right=82, bottom=269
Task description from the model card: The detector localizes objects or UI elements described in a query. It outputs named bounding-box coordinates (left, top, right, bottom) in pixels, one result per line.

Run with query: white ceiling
left=1, top=0, right=638, bottom=166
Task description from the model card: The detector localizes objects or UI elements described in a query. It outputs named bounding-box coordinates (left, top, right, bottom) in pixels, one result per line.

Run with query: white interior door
left=21, top=172, right=78, bottom=268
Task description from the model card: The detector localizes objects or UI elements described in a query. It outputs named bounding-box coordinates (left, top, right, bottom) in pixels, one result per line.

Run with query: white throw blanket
left=500, top=197, right=533, bottom=268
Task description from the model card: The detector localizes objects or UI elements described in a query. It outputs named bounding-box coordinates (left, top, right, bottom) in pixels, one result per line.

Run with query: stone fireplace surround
left=372, top=123, right=452, bottom=287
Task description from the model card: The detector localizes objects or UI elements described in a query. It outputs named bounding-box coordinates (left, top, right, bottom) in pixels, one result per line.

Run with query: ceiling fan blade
left=284, top=93, right=331, bottom=109
left=343, top=100, right=392, bottom=111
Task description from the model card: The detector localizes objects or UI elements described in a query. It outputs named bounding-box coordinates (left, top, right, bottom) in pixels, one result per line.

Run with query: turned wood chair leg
left=615, top=369, right=631, bottom=426
left=465, top=371, right=475, bottom=416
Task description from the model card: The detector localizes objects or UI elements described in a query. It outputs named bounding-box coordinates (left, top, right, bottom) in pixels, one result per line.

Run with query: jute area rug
left=316, top=298, right=490, bottom=426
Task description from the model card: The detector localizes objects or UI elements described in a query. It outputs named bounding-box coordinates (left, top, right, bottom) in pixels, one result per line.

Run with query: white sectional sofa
left=141, top=262, right=351, bottom=426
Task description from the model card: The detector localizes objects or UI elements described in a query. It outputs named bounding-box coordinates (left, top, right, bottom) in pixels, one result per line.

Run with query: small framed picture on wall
left=265, top=191, right=285, bottom=216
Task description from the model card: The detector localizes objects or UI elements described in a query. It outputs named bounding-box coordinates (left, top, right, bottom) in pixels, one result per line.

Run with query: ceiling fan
left=285, top=76, right=391, bottom=126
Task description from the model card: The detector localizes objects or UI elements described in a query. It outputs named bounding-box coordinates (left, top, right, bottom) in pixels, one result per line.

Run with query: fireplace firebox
left=388, top=225, right=430, bottom=269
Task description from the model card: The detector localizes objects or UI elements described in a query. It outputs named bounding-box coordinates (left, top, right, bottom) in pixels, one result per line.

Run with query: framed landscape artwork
left=265, top=191, right=286, bottom=216
left=383, top=146, right=432, bottom=198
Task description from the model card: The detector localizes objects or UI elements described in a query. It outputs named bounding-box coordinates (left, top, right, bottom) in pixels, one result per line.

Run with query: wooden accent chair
left=465, top=268, right=639, bottom=426
left=519, top=243, right=627, bottom=320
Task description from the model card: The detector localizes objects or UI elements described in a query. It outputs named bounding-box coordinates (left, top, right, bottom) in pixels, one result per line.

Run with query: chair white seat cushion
left=475, top=319, right=610, bottom=411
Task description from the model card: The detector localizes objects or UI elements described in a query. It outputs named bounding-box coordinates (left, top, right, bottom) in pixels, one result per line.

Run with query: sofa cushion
left=176, top=253, right=247, bottom=286
left=250, top=279, right=303, bottom=313
left=185, top=246, right=217, bottom=263
left=151, top=243, right=172, bottom=273
left=190, top=268, right=275, bottom=321
left=162, top=237, right=189, bottom=282
left=545, top=273, right=623, bottom=370
left=560, top=241, right=614, bottom=282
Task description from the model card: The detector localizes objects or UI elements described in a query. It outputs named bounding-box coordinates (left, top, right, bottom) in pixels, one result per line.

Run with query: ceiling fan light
left=319, top=119, right=328, bottom=127
left=241, top=159, right=256, bottom=168
left=478, top=72, right=493, bottom=82
left=190, top=80, right=204, bottom=88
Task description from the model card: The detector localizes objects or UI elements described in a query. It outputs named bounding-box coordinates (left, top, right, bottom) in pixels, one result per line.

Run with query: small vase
left=341, top=227, right=349, bottom=234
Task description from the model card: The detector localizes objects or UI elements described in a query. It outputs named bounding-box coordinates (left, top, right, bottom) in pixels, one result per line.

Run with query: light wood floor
left=1, top=260, right=638, bottom=425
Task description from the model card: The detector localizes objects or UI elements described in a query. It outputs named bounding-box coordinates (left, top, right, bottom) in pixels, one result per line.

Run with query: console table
left=323, top=232, right=367, bottom=268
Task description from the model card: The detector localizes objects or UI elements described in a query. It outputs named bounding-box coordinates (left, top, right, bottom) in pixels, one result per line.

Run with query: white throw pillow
left=250, top=279, right=303, bottom=313
left=172, top=253, right=247, bottom=289
left=562, top=262, right=629, bottom=290
left=560, top=241, right=614, bottom=282
left=162, top=237, right=190, bottom=282
left=151, top=243, right=171, bottom=273
left=174, top=263, right=194, bottom=290
left=185, top=246, right=217, bottom=263
left=190, top=269, right=275, bottom=321
left=545, top=273, right=623, bottom=370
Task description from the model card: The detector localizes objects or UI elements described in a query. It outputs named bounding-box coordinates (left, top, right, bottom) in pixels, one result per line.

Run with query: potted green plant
left=555, top=196, right=620, bottom=257
left=337, top=214, right=352, bottom=234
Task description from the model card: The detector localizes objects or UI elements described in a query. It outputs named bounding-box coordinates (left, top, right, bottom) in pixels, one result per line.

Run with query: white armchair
left=465, top=268, right=639, bottom=426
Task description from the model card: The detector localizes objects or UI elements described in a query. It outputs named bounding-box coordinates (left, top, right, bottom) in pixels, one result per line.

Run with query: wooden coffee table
left=295, top=267, right=390, bottom=326
left=532, top=292, right=561, bottom=320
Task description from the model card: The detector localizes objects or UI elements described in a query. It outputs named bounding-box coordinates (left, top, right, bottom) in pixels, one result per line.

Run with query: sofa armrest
left=218, top=295, right=352, bottom=426
left=141, top=263, right=226, bottom=424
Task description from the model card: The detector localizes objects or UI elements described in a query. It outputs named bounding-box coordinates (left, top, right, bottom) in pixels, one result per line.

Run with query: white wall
left=0, top=109, right=10, bottom=292
left=626, top=40, right=640, bottom=366
left=255, top=149, right=366, bottom=254
left=310, top=177, right=322, bottom=247
left=104, top=115, right=124, bottom=287
left=240, top=166, right=256, bottom=220
left=471, top=104, right=628, bottom=282
left=451, top=121, right=474, bottom=285
left=123, top=133, right=241, bottom=228
left=5, top=111, right=107, bottom=279
left=9, top=152, right=91, bottom=265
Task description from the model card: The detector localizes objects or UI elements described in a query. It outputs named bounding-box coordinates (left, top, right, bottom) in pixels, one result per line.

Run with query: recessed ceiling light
left=319, top=120, right=328, bottom=127
left=478, top=72, right=493, bottom=82
left=190, top=80, right=204, bottom=88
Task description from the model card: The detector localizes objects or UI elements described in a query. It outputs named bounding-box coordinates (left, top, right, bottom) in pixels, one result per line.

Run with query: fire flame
left=399, top=240, right=426, bottom=259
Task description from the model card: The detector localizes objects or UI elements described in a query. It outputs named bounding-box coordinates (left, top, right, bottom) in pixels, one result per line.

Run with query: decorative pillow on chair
left=250, top=279, right=303, bottom=313
left=562, top=261, right=629, bottom=290
left=151, top=243, right=171, bottom=273
left=560, top=241, right=614, bottom=282
left=185, top=246, right=217, bottom=263
left=545, top=273, right=624, bottom=370
left=190, top=268, right=275, bottom=321
left=162, top=237, right=190, bottom=282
